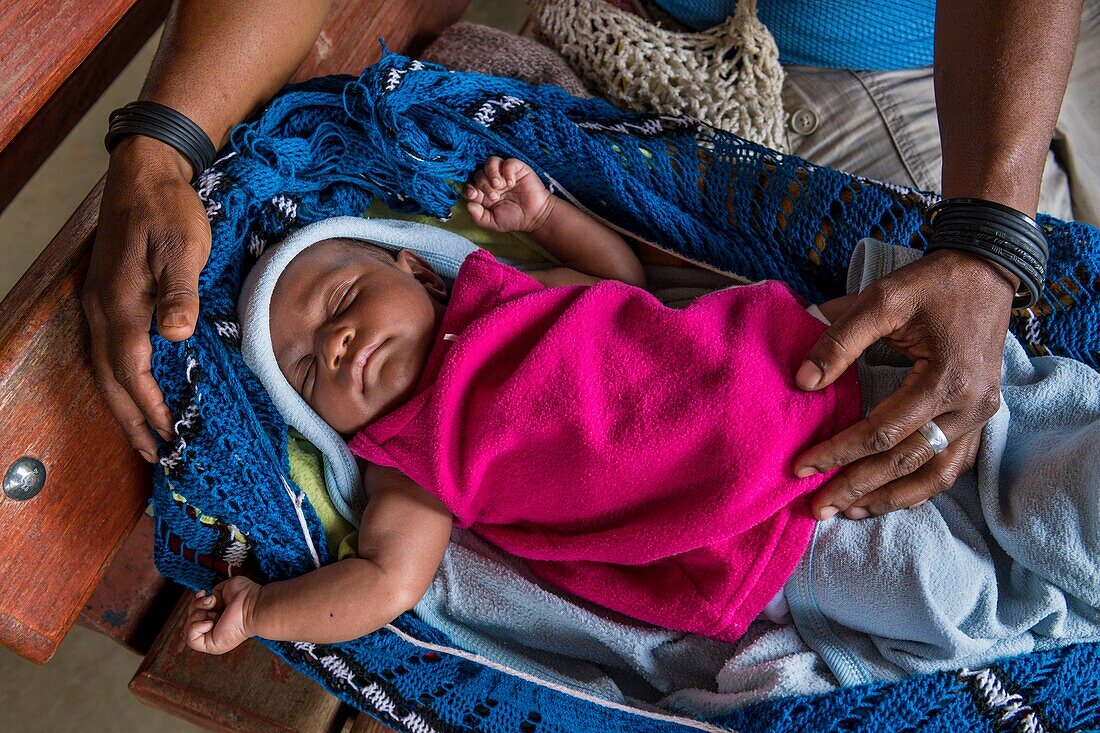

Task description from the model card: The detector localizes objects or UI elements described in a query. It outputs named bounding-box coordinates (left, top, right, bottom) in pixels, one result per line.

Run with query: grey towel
left=422, top=22, right=592, bottom=98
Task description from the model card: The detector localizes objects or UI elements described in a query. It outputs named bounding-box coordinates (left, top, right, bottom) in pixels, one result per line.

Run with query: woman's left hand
left=792, top=249, right=1015, bottom=519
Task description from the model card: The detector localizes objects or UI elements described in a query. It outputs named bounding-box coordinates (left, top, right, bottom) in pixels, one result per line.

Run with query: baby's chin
left=329, top=338, right=432, bottom=435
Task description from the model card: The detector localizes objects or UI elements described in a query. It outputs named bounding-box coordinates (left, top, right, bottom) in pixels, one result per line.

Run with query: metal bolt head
left=4, top=457, right=46, bottom=501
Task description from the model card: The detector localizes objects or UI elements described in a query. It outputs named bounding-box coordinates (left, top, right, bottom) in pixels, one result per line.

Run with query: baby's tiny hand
left=818, top=294, right=857, bottom=324
left=464, top=156, right=553, bottom=234
left=185, top=576, right=261, bottom=655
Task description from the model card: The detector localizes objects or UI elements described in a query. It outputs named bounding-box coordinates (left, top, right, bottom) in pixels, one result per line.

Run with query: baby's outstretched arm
left=465, top=157, right=646, bottom=288
left=185, top=466, right=451, bottom=653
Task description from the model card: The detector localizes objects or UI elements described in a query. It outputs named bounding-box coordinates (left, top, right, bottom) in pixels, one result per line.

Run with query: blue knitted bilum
left=147, top=52, right=1100, bottom=733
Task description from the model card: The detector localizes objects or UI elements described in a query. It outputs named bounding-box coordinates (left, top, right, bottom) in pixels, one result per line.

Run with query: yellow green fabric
left=288, top=430, right=356, bottom=557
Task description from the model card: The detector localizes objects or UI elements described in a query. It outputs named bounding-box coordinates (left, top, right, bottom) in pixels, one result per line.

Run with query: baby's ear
left=394, top=250, right=448, bottom=301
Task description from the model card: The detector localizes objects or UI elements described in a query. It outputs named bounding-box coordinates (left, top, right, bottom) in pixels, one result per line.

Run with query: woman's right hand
left=82, top=136, right=213, bottom=462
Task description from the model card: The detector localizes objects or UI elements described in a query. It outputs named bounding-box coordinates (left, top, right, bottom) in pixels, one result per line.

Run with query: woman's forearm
left=138, top=0, right=334, bottom=151
left=249, top=558, right=420, bottom=644
left=935, top=0, right=1082, bottom=217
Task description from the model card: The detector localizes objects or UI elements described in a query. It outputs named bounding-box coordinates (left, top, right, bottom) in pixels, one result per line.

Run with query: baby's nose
left=324, top=326, right=354, bottom=369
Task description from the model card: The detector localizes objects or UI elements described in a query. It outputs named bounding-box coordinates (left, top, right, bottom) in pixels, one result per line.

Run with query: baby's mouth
left=353, top=336, right=389, bottom=394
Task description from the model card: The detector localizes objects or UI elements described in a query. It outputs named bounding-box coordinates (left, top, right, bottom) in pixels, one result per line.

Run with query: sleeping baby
left=185, top=157, right=1100, bottom=684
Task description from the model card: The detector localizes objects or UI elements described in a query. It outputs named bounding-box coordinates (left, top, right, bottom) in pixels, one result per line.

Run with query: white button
left=789, top=108, right=819, bottom=135
left=443, top=333, right=458, bottom=341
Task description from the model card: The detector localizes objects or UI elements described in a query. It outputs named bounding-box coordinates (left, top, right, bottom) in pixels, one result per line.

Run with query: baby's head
left=268, top=236, right=447, bottom=434
left=238, top=217, right=477, bottom=524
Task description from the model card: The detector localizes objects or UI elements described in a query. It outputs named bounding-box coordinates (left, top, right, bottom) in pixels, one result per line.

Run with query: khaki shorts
left=779, top=0, right=1099, bottom=226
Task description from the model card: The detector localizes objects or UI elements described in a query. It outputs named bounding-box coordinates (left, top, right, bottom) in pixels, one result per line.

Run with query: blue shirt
left=650, top=0, right=936, bottom=71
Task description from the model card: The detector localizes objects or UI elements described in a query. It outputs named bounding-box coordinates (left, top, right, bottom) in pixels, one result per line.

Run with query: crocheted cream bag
left=530, top=0, right=787, bottom=151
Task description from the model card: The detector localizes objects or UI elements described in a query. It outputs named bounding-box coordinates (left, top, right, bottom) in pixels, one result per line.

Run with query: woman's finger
left=809, top=412, right=967, bottom=519
left=83, top=291, right=173, bottom=458
left=793, top=363, right=947, bottom=475
left=796, top=282, right=904, bottom=392
left=844, top=429, right=980, bottom=518
left=151, top=203, right=211, bottom=343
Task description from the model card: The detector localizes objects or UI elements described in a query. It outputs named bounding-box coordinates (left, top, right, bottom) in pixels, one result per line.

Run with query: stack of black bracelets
left=104, top=101, right=216, bottom=186
left=925, top=197, right=1049, bottom=309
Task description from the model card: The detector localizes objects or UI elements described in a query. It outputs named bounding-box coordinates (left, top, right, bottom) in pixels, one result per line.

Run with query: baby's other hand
left=818, top=294, right=857, bottom=324
left=185, top=576, right=261, bottom=655
left=465, top=156, right=553, bottom=234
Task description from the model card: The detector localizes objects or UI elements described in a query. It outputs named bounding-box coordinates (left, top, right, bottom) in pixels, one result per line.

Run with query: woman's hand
left=82, top=137, right=212, bottom=462
left=185, top=577, right=262, bottom=655
left=792, top=249, right=1014, bottom=519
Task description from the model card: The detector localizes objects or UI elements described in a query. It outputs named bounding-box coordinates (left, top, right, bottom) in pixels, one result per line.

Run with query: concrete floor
left=0, top=3, right=523, bottom=731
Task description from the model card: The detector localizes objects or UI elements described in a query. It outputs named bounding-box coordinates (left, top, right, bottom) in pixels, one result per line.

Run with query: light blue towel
left=416, top=529, right=838, bottom=715
left=786, top=240, right=1100, bottom=685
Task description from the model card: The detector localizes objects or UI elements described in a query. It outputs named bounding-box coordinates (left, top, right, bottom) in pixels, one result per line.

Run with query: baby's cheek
left=312, top=388, right=366, bottom=436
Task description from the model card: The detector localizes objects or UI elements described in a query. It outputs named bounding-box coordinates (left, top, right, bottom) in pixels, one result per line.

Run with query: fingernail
left=845, top=507, right=870, bottom=520
left=795, top=465, right=818, bottom=478
left=161, top=312, right=189, bottom=328
left=492, top=178, right=502, bottom=186
left=156, top=428, right=173, bottom=442
left=818, top=506, right=839, bottom=521
left=796, top=360, right=823, bottom=389
left=139, top=448, right=156, bottom=463
left=909, top=500, right=928, bottom=510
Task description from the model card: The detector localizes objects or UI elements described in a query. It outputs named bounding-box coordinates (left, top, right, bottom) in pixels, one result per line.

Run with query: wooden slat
left=0, top=0, right=472, bottom=665
left=349, top=713, right=395, bottom=733
left=130, top=595, right=346, bottom=733
left=290, top=0, right=472, bottom=82
left=0, top=178, right=150, bottom=665
left=77, top=513, right=182, bottom=655
left=0, top=0, right=136, bottom=151
left=0, top=0, right=171, bottom=213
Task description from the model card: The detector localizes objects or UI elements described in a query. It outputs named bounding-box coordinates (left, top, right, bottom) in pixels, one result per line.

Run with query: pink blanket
left=350, top=250, right=862, bottom=639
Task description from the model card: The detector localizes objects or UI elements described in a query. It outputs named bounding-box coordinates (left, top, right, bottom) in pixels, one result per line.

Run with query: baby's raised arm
left=185, top=466, right=451, bottom=653
left=465, top=157, right=646, bottom=288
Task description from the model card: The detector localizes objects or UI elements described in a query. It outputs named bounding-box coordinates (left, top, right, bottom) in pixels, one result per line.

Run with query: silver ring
left=917, top=420, right=949, bottom=454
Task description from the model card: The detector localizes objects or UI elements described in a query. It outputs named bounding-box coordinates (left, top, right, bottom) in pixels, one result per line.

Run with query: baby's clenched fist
left=464, top=156, right=555, bottom=234
left=185, top=576, right=261, bottom=655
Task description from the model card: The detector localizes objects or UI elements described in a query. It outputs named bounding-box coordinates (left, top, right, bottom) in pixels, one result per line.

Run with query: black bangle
left=924, top=197, right=1049, bottom=309
left=104, top=101, right=216, bottom=185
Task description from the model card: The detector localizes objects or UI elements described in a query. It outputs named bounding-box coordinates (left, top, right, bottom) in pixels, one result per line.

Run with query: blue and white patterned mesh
left=148, top=52, right=1100, bottom=732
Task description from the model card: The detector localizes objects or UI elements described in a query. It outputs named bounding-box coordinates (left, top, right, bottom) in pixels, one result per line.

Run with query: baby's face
left=269, top=238, right=447, bottom=434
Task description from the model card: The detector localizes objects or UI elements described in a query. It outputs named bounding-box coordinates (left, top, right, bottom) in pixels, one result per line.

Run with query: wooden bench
left=0, top=0, right=171, bottom=214
left=0, top=1, right=471, bottom=729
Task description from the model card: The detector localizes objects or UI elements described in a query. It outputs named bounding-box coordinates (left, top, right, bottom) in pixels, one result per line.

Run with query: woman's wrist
left=923, top=248, right=1019, bottom=298
left=108, top=134, right=195, bottom=182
